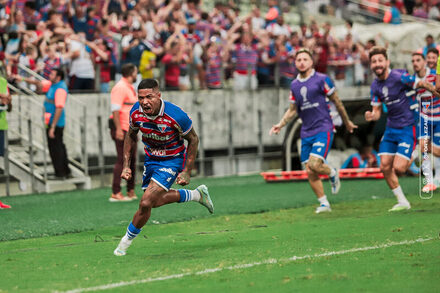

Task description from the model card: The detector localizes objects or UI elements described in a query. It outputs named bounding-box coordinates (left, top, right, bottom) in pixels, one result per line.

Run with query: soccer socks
left=114, top=222, right=141, bottom=256
left=392, top=186, right=409, bottom=204
left=318, top=195, right=330, bottom=207
left=178, top=189, right=201, bottom=203
left=126, top=222, right=141, bottom=240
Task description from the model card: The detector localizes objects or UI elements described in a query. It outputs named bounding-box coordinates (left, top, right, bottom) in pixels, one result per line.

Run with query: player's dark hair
left=52, top=67, right=64, bottom=80
left=295, top=47, right=313, bottom=59
left=369, top=46, right=388, bottom=60
left=427, top=47, right=439, bottom=56
left=138, top=79, right=159, bottom=91
left=412, top=52, right=425, bottom=59
left=121, top=63, right=136, bottom=78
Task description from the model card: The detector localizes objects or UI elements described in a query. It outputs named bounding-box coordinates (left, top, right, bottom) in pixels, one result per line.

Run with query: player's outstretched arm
left=176, top=128, right=199, bottom=186
left=121, top=127, right=138, bottom=181
left=269, top=103, right=297, bottom=135
left=328, top=91, right=358, bottom=133
left=365, top=105, right=382, bottom=122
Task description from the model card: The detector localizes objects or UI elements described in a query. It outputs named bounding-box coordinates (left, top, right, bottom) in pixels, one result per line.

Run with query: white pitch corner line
left=57, top=237, right=434, bottom=293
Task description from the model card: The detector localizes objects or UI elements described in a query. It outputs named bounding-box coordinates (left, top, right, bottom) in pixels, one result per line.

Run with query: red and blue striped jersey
left=233, top=44, right=258, bottom=74
left=129, top=100, right=193, bottom=160
left=401, top=68, right=440, bottom=120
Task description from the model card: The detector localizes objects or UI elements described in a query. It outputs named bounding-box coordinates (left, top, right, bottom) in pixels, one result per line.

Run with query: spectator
left=87, top=39, right=112, bottom=93
left=18, top=68, right=72, bottom=179
left=0, top=77, right=12, bottom=158
left=383, top=0, right=402, bottom=24
left=428, top=1, right=440, bottom=20
left=412, top=1, right=428, bottom=18
left=228, top=29, right=259, bottom=90
left=67, top=33, right=95, bottom=91
left=139, top=49, right=156, bottom=80
left=162, top=34, right=186, bottom=90
left=426, top=47, right=439, bottom=70
left=250, top=6, right=265, bottom=32
left=23, top=1, right=42, bottom=26
left=108, top=63, right=138, bottom=202
left=423, top=34, right=437, bottom=57
left=205, top=40, right=223, bottom=89
left=341, top=146, right=380, bottom=169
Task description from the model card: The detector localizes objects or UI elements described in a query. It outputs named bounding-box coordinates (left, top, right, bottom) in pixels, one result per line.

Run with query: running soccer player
left=366, top=46, right=418, bottom=211
left=114, top=79, right=214, bottom=256
left=402, top=52, right=440, bottom=192
left=270, top=48, right=357, bottom=214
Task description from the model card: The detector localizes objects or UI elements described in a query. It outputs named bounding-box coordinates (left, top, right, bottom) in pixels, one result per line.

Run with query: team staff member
left=20, top=68, right=72, bottom=179
left=109, top=63, right=138, bottom=202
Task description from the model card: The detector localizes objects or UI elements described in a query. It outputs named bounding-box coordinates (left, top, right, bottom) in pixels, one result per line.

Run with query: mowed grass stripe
left=0, top=176, right=422, bottom=241
left=59, top=237, right=434, bottom=293
left=1, top=193, right=439, bottom=292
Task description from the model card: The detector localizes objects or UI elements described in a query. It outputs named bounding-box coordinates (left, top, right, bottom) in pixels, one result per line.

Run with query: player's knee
left=308, top=160, right=320, bottom=173
left=380, top=163, right=392, bottom=173
left=306, top=167, right=315, bottom=176
left=139, top=198, right=154, bottom=211
left=394, top=165, right=407, bottom=175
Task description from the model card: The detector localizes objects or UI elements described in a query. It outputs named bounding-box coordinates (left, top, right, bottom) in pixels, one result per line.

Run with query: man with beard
left=426, top=48, right=439, bottom=70
left=270, top=48, right=357, bottom=214
left=113, top=78, right=214, bottom=256
left=366, top=47, right=420, bottom=211
left=402, top=52, right=440, bottom=192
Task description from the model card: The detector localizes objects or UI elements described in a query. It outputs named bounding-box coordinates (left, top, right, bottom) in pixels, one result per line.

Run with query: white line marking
left=58, top=237, right=434, bottom=293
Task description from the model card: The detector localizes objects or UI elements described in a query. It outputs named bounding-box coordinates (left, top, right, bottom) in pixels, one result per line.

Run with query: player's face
left=49, top=70, right=59, bottom=83
left=295, top=52, right=313, bottom=74
left=426, top=52, right=438, bottom=70
left=370, top=54, right=389, bottom=77
left=411, top=55, right=426, bottom=73
left=138, top=88, right=162, bottom=116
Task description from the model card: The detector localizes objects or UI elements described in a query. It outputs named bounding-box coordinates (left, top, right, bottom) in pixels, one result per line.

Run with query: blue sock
left=126, top=222, right=141, bottom=240
left=178, top=189, right=192, bottom=202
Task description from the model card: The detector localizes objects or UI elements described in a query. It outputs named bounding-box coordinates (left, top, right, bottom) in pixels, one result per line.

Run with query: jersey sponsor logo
left=159, top=168, right=177, bottom=176
left=301, top=102, right=319, bottom=110
left=151, top=149, right=167, bottom=156
left=143, top=132, right=171, bottom=141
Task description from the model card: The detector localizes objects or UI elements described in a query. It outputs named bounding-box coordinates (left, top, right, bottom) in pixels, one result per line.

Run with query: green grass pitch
left=0, top=175, right=439, bottom=292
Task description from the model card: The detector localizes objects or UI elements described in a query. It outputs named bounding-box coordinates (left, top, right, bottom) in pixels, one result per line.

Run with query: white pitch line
left=58, top=237, right=434, bottom=293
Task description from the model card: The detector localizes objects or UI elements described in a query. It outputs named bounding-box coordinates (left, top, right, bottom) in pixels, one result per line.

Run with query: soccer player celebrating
left=366, top=46, right=419, bottom=211
left=270, top=48, right=357, bottom=214
left=114, top=79, right=214, bottom=256
left=402, top=52, right=440, bottom=192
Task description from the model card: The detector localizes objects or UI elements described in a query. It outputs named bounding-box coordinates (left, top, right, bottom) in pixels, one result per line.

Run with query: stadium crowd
left=0, top=0, right=401, bottom=92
